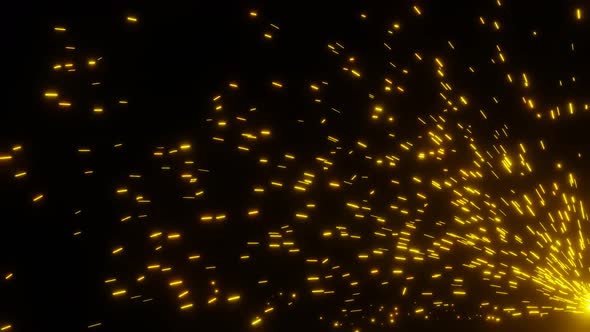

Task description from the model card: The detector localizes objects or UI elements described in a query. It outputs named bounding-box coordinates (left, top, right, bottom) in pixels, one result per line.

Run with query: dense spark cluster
left=3, top=1, right=590, bottom=330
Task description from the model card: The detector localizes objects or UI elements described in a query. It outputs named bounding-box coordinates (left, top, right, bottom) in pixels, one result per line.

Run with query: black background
left=2, top=0, right=590, bottom=331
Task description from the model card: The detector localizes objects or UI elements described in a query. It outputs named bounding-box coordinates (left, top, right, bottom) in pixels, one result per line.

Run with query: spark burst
left=3, top=0, right=590, bottom=330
